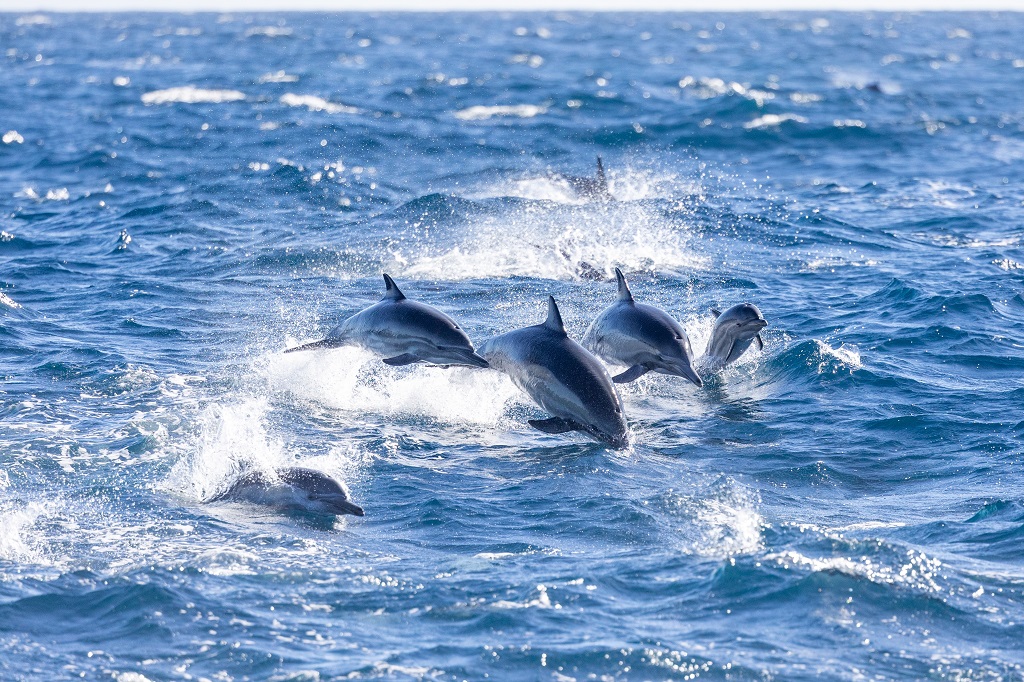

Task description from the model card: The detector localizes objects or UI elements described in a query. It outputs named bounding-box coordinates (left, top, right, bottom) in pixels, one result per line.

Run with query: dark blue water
left=2, top=10, right=1024, bottom=681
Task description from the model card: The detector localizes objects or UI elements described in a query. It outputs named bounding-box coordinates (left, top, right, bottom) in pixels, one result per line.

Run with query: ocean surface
left=1, top=10, right=1023, bottom=681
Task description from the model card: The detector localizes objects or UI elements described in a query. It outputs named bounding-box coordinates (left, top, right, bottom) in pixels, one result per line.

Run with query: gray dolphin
left=582, top=268, right=702, bottom=386
left=479, top=296, right=629, bottom=448
left=209, top=466, right=364, bottom=517
left=285, top=274, right=488, bottom=368
left=550, top=156, right=613, bottom=202
left=702, top=303, right=768, bottom=370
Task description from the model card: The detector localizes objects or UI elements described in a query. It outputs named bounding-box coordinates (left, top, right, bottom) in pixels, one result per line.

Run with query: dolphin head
left=719, top=303, right=767, bottom=341
left=278, top=467, right=364, bottom=517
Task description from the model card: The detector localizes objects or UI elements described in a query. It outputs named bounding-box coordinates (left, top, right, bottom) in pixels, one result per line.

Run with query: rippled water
left=2, top=10, right=1024, bottom=681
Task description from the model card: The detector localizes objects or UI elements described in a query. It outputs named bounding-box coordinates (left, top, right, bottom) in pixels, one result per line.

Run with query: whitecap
left=259, top=70, right=299, bottom=83
left=454, top=104, right=546, bottom=121
left=744, top=113, right=808, bottom=130
left=766, top=547, right=943, bottom=593
left=141, top=86, right=246, bottom=105
left=246, top=26, right=293, bottom=38
left=279, top=93, right=358, bottom=115
left=2, top=131, right=24, bottom=144
left=0, top=292, right=21, bottom=309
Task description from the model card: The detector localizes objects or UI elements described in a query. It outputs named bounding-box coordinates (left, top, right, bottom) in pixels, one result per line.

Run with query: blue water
left=2, top=10, right=1024, bottom=681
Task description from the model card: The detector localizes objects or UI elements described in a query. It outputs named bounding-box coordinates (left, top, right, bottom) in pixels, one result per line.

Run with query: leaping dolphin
left=285, top=274, right=488, bottom=368
left=550, top=156, right=613, bottom=202
left=479, top=296, right=629, bottom=448
left=582, top=268, right=702, bottom=386
left=701, top=303, right=767, bottom=371
left=208, top=467, right=364, bottom=517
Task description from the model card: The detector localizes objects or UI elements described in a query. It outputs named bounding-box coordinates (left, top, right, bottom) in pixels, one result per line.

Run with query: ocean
left=1, top=10, right=1023, bottom=681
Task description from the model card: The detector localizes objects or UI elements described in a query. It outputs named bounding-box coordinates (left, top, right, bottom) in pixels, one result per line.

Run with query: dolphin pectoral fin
left=284, top=338, right=345, bottom=353
left=382, top=353, right=420, bottom=366
left=754, top=334, right=764, bottom=351
left=613, top=364, right=650, bottom=383
left=528, top=417, right=584, bottom=435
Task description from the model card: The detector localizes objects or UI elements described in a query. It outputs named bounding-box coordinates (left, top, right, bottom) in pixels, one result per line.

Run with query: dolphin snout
left=320, top=496, right=364, bottom=516
left=463, top=351, right=490, bottom=368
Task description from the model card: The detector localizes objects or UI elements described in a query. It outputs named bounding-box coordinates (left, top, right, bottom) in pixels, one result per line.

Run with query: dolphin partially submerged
left=479, top=296, right=629, bottom=448
left=285, top=274, right=488, bottom=368
left=208, top=467, right=364, bottom=517
left=701, top=303, right=768, bottom=370
left=582, top=268, right=702, bottom=386
left=550, top=156, right=613, bottom=202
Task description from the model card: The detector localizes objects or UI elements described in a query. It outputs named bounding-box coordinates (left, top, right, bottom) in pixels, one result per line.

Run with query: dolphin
left=701, top=303, right=768, bottom=370
left=209, top=467, right=364, bottom=517
left=550, top=156, right=613, bottom=202
left=582, top=268, right=702, bottom=386
left=479, top=296, right=629, bottom=448
left=285, top=274, right=488, bottom=368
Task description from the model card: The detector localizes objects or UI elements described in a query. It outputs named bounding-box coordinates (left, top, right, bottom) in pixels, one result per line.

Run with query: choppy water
left=2, top=10, right=1024, bottom=681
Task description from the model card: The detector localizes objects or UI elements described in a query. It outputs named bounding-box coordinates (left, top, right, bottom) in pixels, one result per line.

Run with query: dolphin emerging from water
left=479, top=296, right=629, bottom=448
left=550, top=156, right=613, bottom=202
left=285, top=274, right=488, bottom=368
left=701, top=303, right=768, bottom=371
left=209, top=467, right=364, bottom=517
left=582, top=268, right=702, bottom=386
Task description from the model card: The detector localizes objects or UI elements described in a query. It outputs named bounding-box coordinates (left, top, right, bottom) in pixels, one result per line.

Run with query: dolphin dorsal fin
left=614, top=267, right=634, bottom=303
left=543, top=295, right=566, bottom=334
left=596, top=156, right=607, bottom=189
left=711, top=307, right=722, bottom=318
left=382, top=274, right=406, bottom=301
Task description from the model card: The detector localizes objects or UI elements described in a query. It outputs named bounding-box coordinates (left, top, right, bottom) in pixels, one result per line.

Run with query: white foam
left=265, top=347, right=520, bottom=427
left=164, top=398, right=285, bottom=502
left=0, top=501, right=48, bottom=566
left=2, top=131, right=24, bottom=144
left=0, top=292, right=21, bottom=309
left=744, top=113, right=808, bottom=130
left=454, top=104, right=546, bottom=121
left=664, top=480, right=764, bottom=558
left=767, top=548, right=942, bottom=592
left=814, top=339, right=862, bottom=373
left=246, top=26, right=293, bottom=37
left=141, top=86, right=246, bottom=104
left=280, top=93, right=358, bottom=114
left=395, top=202, right=706, bottom=282
left=259, top=70, right=299, bottom=83
left=493, top=584, right=559, bottom=609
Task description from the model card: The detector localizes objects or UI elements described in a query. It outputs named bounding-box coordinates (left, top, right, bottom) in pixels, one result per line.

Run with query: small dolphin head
left=278, top=467, right=364, bottom=517
left=718, top=303, right=767, bottom=340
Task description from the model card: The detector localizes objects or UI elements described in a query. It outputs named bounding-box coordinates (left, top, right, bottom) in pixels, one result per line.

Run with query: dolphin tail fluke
left=284, top=338, right=345, bottom=353
left=613, top=364, right=650, bottom=383
left=382, top=273, right=406, bottom=301
left=543, top=296, right=566, bottom=334
left=382, top=353, right=420, bottom=366
left=614, top=268, right=634, bottom=302
left=528, top=416, right=584, bottom=435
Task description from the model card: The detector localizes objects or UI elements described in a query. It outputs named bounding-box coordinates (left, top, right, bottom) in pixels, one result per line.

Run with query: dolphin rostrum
left=208, top=467, right=364, bottom=517
left=285, top=274, right=488, bottom=368
left=701, top=303, right=768, bottom=370
left=582, top=268, right=702, bottom=386
left=479, top=296, right=629, bottom=448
